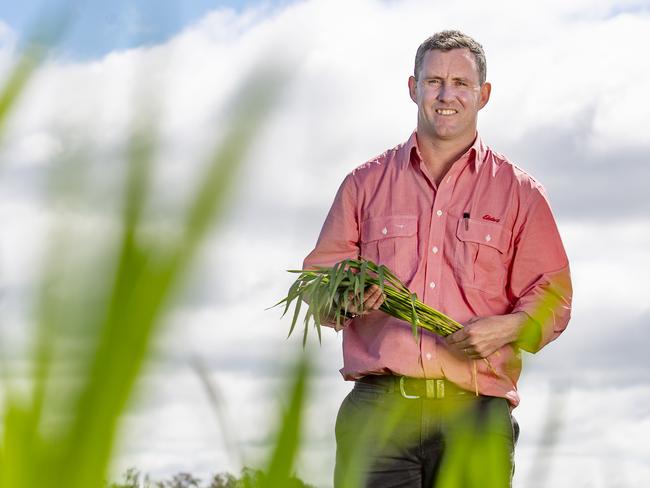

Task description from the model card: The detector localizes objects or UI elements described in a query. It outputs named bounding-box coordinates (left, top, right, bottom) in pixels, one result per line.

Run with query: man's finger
left=360, top=293, right=380, bottom=312
left=445, top=329, right=469, bottom=344
left=360, top=285, right=379, bottom=305
left=346, top=291, right=362, bottom=314
left=347, top=285, right=381, bottom=314
left=450, top=338, right=472, bottom=350
left=363, top=285, right=380, bottom=301
left=367, top=292, right=385, bottom=310
left=363, top=285, right=380, bottom=300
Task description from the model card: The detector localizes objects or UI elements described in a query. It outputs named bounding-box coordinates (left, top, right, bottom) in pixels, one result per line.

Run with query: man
left=303, top=30, right=572, bottom=487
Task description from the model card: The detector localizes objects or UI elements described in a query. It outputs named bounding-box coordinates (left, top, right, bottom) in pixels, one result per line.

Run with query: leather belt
left=357, top=375, right=471, bottom=400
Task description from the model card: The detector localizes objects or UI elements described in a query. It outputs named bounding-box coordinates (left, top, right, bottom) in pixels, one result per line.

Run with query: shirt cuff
left=511, top=295, right=569, bottom=353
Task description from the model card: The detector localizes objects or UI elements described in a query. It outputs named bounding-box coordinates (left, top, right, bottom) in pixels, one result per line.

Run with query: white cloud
left=514, top=381, right=650, bottom=487
left=1, top=0, right=649, bottom=486
left=2, top=130, right=63, bottom=167
left=561, top=220, right=650, bottom=310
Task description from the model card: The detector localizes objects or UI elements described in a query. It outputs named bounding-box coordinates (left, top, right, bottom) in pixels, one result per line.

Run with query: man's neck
left=416, top=130, right=477, bottom=185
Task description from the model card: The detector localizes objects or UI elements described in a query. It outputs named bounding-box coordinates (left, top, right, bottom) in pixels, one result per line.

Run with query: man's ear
left=479, top=81, right=491, bottom=110
left=408, top=75, right=417, bottom=103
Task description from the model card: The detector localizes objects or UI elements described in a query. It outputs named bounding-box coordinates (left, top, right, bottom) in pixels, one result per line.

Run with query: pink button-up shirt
left=303, top=132, right=572, bottom=406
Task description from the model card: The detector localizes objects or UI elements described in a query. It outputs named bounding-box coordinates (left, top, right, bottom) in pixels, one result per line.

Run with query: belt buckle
left=436, top=379, right=445, bottom=398
left=399, top=377, right=447, bottom=399
left=425, top=379, right=445, bottom=399
left=398, top=376, right=420, bottom=399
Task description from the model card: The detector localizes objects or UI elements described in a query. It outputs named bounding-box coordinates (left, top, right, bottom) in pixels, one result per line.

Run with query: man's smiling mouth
left=435, top=109, right=458, bottom=115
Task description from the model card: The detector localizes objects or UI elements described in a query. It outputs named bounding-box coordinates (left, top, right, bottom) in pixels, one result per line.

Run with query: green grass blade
left=358, top=259, right=368, bottom=309
left=0, top=6, right=71, bottom=148
left=287, top=292, right=303, bottom=339
left=280, top=279, right=303, bottom=317
left=11, top=63, right=287, bottom=488
left=409, top=293, right=419, bottom=339
left=377, top=264, right=386, bottom=294
left=191, top=357, right=243, bottom=470
left=327, top=261, right=346, bottom=305
left=259, top=354, right=310, bottom=488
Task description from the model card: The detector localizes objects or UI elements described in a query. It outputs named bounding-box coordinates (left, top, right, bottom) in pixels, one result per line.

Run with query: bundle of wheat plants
left=273, top=258, right=501, bottom=382
left=274, top=258, right=463, bottom=344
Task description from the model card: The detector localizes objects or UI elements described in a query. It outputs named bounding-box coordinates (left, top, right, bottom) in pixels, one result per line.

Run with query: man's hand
left=347, top=284, right=385, bottom=316
left=445, top=312, right=529, bottom=359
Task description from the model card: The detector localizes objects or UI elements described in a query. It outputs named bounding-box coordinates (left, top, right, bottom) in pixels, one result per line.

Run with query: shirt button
left=436, top=210, right=443, bottom=217
left=429, top=281, right=436, bottom=289
left=426, top=353, right=432, bottom=360
left=432, top=246, right=439, bottom=254
left=382, top=227, right=388, bottom=235
left=485, top=234, right=492, bottom=242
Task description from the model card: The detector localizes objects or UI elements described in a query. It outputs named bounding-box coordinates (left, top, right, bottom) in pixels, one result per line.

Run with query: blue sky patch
left=0, top=0, right=287, bottom=60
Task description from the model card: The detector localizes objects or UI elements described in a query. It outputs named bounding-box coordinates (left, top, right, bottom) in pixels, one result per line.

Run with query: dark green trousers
left=334, top=380, right=519, bottom=488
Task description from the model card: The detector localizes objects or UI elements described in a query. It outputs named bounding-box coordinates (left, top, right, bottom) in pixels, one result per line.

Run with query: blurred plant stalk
left=0, top=25, right=289, bottom=488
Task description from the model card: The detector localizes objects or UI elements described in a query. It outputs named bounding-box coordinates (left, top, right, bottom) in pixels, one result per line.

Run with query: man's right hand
left=346, top=284, right=385, bottom=316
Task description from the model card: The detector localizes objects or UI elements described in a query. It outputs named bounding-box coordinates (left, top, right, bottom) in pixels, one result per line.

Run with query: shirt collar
left=402, top=130, right=486, bottom=173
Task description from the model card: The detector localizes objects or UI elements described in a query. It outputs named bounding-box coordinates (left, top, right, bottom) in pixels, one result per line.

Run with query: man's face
left=408, top=48, right=491, bottom=144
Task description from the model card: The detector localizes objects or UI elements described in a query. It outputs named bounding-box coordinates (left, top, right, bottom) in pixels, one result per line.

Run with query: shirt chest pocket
left=360, top=216, right=419, bottom=284
left=453, top=218, right=512, bottom=295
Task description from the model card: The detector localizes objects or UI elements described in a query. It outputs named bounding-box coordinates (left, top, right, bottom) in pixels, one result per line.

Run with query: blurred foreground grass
left=0, top=31, right=304, bottom=488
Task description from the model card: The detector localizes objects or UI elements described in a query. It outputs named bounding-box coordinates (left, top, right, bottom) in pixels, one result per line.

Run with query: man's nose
left=436, top=83, right=454, bottom=102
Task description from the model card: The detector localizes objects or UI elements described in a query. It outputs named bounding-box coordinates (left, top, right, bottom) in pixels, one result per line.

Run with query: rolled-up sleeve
left=302, top=174, right=360, bottom=330
left=508, top=186, right=573, bottom=353
left=303, top=173, right=360, bottom=269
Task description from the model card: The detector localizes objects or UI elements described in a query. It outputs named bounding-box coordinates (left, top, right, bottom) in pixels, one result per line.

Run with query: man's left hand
left=445, top=312, right=528, bottom=359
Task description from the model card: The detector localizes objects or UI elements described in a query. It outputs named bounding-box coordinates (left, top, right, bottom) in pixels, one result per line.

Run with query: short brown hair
left=414, top=30, right=487, bottom=84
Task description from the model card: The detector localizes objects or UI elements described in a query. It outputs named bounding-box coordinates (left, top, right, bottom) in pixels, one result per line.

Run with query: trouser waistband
left=356, top=375, right=472, bottom=399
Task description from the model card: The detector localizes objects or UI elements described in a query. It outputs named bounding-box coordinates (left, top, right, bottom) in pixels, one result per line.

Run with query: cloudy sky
left=1, top=0, right=649, bottom=486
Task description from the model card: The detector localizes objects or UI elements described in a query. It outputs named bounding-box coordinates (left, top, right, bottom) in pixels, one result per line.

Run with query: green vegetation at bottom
left=107, top=467, right=315, bottom=488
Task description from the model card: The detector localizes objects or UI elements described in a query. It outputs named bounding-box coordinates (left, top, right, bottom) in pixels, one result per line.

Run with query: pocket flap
left=361, top=215, right=417, bottom=242
left=456, top=218, right=511, bottom=253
